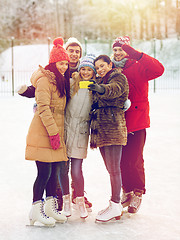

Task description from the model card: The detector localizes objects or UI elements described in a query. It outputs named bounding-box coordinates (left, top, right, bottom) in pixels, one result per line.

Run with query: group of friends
left=17, top=35, right=164, bottom=226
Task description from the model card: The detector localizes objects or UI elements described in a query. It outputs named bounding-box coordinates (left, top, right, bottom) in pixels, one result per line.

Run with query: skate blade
left=95, top=215, right=122, bottom=223
left=26, top=223, right=55, bottom=228
left=56, top=219, right=67, bottom=224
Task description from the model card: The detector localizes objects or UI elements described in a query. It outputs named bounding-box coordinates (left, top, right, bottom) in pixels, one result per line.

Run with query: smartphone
left=79, top=81, right=92, bottom=89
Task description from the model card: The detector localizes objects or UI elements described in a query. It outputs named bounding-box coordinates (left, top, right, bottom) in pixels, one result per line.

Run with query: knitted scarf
left=111, top=57, right=128, bottom=69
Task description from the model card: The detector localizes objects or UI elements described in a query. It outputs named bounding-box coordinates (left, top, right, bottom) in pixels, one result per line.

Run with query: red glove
left=49, top=133, right=60, bottom=150
left=121, top=44, right=143, bottom=61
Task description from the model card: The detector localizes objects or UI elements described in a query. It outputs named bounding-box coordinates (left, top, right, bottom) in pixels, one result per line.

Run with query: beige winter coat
left=25, top=66, right=68, bottom=162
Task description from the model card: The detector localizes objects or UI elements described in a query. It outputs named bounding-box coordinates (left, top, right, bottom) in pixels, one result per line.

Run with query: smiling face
left=79, top=66, right=95, bottom=80
left=56, top=60, right=69, bottom=76
left=113, top=46, right=127, bottom=62
left=66, top=45, right=81, bottom=67
left=95, top=59, right=112, bottom=78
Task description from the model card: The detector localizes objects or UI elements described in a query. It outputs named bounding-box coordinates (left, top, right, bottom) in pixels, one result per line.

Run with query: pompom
left=53, top=37, right=64, bottom=47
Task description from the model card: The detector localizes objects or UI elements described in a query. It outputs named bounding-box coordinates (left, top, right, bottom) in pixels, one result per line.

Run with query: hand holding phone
left=79, top=80, right=95, bottom=89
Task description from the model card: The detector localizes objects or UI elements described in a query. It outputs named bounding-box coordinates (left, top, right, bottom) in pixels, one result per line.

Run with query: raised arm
left=17, top=84, right=35, bottom=98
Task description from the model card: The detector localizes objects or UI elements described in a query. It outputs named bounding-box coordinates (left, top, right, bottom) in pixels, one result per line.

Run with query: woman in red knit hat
left=26, top=37, right=70, bottom=227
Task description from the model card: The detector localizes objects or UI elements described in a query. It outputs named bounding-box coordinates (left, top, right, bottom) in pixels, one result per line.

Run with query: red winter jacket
left=122, top=53, right=164, bottom=133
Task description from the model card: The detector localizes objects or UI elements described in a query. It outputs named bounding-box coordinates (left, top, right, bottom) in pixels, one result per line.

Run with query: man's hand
left=121, top=44, right=143, bottom=61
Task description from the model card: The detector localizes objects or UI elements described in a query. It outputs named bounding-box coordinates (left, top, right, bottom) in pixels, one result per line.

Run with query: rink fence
left=0, top=66, right=179, bottom=96
left=0, top=38, right=179, bottom=95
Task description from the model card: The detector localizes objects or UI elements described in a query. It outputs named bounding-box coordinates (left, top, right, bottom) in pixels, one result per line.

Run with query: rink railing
left=0, top=66, right=179, bottom=96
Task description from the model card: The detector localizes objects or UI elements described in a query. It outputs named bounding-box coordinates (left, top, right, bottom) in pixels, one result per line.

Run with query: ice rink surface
left=0, top=92, right=180, bottom=240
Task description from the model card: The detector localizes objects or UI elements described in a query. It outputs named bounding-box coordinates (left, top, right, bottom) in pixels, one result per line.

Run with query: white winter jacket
left=65, top=80, right=92, bottom=159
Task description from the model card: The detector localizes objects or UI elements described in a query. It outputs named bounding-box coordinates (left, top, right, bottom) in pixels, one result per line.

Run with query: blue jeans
left=99, top=145, right=122, bottom=203
left=71, top=158, right=84, bottom=197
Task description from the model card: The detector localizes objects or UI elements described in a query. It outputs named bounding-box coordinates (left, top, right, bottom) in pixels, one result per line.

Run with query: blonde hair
left=71, top=71, right=96, bottom=97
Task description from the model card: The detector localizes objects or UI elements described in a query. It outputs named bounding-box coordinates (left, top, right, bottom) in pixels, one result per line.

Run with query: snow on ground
left=0, top=92, right=180, bottom=240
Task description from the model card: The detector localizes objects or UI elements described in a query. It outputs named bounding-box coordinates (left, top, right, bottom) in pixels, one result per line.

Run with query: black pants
left=121, top=129, right=146, bottom=194
left=33, top=161, right=69, bottom=202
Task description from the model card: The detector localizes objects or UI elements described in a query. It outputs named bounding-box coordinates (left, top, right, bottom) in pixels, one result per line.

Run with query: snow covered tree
left=0, top=0, right=179, bottom=42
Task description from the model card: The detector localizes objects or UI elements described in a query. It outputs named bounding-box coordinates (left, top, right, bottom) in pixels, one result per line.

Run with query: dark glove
left=121, top=44, right=143, bottom=61
left=49, top=133, right=60, bottom=150
left=88, top=80, right=105, bottom=95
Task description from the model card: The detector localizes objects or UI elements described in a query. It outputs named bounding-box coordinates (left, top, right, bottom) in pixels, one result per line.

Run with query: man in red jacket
left=111, top=36, right=164, bottom=213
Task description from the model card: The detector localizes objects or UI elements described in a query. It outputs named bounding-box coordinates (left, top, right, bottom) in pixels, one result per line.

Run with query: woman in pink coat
left=111, top=36, right=164, bottom=214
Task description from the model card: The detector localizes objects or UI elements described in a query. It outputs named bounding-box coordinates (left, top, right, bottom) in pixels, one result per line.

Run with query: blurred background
left=0, top=0, right=180, bottom=95
left=0, top=0, right=180, bottom=45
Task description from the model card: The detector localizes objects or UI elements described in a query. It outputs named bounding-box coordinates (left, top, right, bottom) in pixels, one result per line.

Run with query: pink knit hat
left=49, top=37, right=70, bottom=64
left=112, top=36, right=130, bottom=48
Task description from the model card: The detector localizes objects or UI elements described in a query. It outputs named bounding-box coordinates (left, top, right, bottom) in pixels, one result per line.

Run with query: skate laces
left=121, top=191, right=133, bottom=202
left=40, top=201, right=49, bottom=219
left=129, top=194, right=142, bottom=208
left=98, top=202, right=112, bottom=215
left=52, top=197, right=61, bottom=214
left=78, top=201, right=86, bottom=213
left=64, top=199, right=70, bottom=212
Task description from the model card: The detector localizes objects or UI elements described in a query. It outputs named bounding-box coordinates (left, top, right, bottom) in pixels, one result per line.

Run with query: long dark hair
left=94, top=55, right=111, bottom=65
left=45, top=62, right=71, bottom=103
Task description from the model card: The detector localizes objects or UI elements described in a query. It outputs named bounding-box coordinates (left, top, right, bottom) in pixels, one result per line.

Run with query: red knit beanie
left=49, top=37, right=70, bottom=64
left=112, top=36, right=130, bottom=48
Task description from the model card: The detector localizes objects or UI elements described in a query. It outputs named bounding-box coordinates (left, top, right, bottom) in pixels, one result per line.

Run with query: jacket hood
left=30, top=65, right=56, bottom=88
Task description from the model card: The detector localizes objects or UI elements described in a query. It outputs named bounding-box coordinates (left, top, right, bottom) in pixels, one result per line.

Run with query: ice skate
left=128, top=190, right=142, bottom=213
left=29, top=200, right=55, bottom=227
left=75, top=197, right=88, bottom=219
left=72, top=196, right=92, bottom=212
left=96, top=200, right=123, bottom=222
left=72, top=187, right=92, bottom=212
left=84, top=196, right=92, bottom=212
left=62, top=194, right=72, bottom=217
left=45, top=196, right=67, bottom=223
left=121, top=190, right=134, bottom=208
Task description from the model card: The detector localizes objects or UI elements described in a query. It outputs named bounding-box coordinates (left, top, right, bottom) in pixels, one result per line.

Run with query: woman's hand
left=49, top=133, right=60, bottom=150
left=88, top=80, right=105, bottom=94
